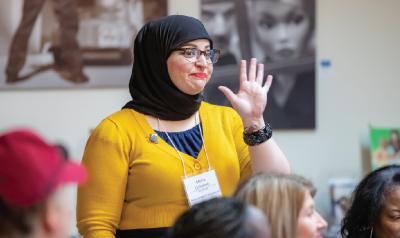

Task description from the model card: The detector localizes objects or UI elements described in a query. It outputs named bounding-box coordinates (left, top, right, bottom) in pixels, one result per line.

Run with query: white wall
left=1, top=0, right=400, bottom=235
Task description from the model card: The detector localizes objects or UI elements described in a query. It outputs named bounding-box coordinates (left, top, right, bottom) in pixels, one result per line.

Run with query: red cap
left=0, top=129, right=87, bottom=208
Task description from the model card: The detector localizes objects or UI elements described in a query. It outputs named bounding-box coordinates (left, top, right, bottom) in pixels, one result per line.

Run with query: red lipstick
left=191, top=72, right=207, bottom=79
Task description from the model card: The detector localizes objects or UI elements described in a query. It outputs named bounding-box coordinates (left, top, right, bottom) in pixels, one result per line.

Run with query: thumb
left=218, top=86, right=237, bottom=104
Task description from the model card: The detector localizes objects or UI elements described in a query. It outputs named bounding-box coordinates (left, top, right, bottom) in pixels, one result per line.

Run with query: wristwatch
left=243, top=123, right=273, bottom=146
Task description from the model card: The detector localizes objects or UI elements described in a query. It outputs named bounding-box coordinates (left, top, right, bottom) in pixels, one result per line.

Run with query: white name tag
left=182, top=170, right=222, bottom=207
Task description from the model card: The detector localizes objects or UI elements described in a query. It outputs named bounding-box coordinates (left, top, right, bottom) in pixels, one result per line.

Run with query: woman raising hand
left=77, top=15, right=289, bottom=238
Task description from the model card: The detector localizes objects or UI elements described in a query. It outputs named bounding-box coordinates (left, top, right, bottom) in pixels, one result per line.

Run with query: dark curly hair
left=167, top=197, right=269, bottom=238
left=341, top=165, right=400, bottom=238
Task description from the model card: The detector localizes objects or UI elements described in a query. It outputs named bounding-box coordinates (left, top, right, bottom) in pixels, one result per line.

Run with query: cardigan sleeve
left=77, top=118, right=130, bottom=238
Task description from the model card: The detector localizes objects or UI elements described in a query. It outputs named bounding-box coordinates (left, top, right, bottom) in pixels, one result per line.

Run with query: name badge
left=182, top=170, right=222, bottom=207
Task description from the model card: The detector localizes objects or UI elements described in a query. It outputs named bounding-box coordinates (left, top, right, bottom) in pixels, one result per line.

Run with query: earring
left=369, top=227, right=373, bottom=238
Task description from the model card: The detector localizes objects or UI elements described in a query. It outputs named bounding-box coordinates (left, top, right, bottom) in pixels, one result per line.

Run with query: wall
left=1, top=0, right=400, bottom=235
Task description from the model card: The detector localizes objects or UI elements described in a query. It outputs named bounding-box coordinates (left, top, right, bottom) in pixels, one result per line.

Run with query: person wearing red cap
left=0, top=129, right=87, bottom=238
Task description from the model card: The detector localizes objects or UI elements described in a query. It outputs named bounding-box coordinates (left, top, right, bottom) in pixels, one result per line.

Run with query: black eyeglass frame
left=173, top=48, right=221, bottom=64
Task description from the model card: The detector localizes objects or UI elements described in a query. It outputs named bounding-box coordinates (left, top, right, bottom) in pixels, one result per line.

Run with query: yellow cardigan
left=77, top=102, right=252, bottom=237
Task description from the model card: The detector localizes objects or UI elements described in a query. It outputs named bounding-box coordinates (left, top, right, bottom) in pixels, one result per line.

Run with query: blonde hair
left=235, top=172, right=315, bottom=238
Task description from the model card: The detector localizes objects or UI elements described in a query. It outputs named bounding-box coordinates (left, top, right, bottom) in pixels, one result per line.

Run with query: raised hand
left=218, top=58, right=272, bottom=128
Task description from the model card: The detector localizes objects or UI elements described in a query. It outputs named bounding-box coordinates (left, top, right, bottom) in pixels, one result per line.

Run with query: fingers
left=240, top=60, right=247, bottom=87
left=263, top=75, right=273, bottom=92
left=218, top=86, right=237, bottom=104
left=248, top=58, right=257, bottom=82
left=240, top=58, right=266, bottom=86
left=256, top=63, right=264, bottom=84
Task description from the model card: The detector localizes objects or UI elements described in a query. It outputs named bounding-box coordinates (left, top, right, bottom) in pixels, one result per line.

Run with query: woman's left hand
left=219, top=58, right=272, bottom=128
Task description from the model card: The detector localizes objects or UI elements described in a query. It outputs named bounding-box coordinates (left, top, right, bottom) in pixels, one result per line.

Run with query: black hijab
left=123, top=15, right=213, bottom=120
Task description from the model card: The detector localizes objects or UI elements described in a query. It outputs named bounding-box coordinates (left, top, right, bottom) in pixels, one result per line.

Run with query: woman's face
left=296, top=191, right=327, bottom=238
left=167, top=39, right=213, bottom=95
left=374, top=186, right=400, bottom=238
left=251, top=0, right=311, bottom=62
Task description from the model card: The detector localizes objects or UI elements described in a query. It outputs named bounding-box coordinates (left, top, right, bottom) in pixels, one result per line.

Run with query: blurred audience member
left=167, top=197, right=271, bottom=238
left=0, top=129, right=87, bottom=238
left=235, top=172, right=327, bottom=238
left=341, top=165, right=400, bottom=238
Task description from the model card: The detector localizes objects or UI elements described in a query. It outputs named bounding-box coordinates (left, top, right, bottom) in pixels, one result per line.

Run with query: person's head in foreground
left=167, top=197, right=271, bottom=238
left=235, top=172, right=327, bottom=238
left=341, top=165, right=400, bottom=238
left=0, top=129, right=87, bottom=238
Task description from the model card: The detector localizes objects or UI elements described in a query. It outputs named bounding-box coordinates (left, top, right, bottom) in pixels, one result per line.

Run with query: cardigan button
left=194, top=162, right=201, bottom=170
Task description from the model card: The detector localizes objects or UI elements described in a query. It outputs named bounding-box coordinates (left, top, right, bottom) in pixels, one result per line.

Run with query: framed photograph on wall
left=0, top=0, right=167, bottom=90
left=370, top=127, right=400, bottom=170
left=201, top=0, right=316, bottom=129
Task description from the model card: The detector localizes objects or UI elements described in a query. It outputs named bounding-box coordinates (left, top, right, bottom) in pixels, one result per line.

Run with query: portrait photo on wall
left=0, top=0, right=167, bottom=90
left=201, top=0, right=316, bottom=129
left=370, top=127, right=400, bottom=170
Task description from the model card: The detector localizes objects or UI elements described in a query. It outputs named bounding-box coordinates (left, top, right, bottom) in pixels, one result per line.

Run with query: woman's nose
left=276, top=24, right=289, bottom=44
left=195, top=54, right=208, bottom=67
left=316, top=212, right=328, bottom=229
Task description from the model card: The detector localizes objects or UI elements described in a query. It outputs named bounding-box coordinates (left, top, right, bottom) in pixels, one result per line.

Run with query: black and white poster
left=201, top=0, right=316, bottom=129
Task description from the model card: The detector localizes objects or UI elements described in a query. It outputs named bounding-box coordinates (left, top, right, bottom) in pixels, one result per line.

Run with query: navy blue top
left=155, top=124, right=203, bottom=158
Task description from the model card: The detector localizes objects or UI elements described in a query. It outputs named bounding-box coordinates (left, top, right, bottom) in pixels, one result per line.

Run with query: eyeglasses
left=173, top=48, right=221, bottom=64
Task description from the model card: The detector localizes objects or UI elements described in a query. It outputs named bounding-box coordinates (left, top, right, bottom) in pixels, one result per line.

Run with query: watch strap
left=243, top=123, right=272, bottom=146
